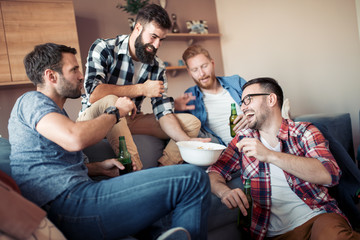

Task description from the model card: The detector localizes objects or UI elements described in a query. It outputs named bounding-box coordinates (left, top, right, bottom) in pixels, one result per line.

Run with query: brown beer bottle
left=229, top=103, right=238, bottom=137
left=118, top=136, right=132, bottom=175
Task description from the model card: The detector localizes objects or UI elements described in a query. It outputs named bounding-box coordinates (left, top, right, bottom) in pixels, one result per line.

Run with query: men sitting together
left=4, top=3, right=360, bottom=240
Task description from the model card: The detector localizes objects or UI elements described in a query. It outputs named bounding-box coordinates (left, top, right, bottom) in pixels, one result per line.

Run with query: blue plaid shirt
left=81, top=35, right=174, bottom=119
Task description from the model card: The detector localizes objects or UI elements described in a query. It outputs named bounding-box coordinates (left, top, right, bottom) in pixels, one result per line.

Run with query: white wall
left=215, top=0, right=360, bottom=154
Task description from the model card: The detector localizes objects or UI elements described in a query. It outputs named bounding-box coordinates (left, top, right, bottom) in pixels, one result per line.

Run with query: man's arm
left=158, top=114, right=191, bottom=142
left=158, top=113, right=210, bottom=142
left=208, top=172, right=250, bottom=216
left=237, top=138, right=332, bottom=185
left=36, top=97, right=135, bottom=152
left=89, top=80, right=165, bottom=103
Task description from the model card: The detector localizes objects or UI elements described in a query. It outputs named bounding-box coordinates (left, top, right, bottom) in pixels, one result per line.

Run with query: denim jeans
left=46, top=164, right=210, bottom=240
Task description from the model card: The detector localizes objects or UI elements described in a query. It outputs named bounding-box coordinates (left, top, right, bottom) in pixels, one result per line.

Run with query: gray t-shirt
left=8, top=91, right=90, bottom=206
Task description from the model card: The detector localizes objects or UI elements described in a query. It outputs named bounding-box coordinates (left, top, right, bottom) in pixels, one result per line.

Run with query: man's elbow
left=61, top=135, right=88, bottom=152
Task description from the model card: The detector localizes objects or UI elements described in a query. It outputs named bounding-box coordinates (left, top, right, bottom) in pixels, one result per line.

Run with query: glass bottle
left=238, top=178, right=252, bottom=229
left=171, top=13, right=180, bottom=33
left=118, top=136, right=132, bottom=175
left=229, top=103, right=238, bottom=137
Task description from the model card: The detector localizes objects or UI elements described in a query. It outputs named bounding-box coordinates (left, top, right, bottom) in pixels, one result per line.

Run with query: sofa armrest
left=0, top=138, right=11, bottom=176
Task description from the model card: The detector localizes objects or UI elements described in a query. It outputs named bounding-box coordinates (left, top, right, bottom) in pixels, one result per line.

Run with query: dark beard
left=134, top=35, right=157, bottom=64
left=59, top=75, right=81, bottom=99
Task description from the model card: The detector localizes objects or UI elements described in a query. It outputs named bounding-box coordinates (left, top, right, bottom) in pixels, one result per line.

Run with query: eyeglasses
left=240, top=93, right=270, bottom=106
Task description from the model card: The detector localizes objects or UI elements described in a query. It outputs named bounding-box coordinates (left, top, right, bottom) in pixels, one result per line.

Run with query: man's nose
left=199, top=68, right=205, bottom=77
left=153, top=39, right=161, bottom=49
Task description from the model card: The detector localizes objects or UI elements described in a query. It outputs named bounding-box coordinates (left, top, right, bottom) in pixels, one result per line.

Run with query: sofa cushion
left=0, top=137, right=11, bottom=176
left=83, top=135, right=167, bottom=169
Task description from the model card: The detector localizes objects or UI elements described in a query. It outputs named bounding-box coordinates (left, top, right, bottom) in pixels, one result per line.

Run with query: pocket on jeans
left=58, top=214, right=105, bottom=240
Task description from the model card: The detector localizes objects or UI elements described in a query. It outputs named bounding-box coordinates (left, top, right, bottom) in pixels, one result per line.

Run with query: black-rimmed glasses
left=240, top=93, right=270, bottom=106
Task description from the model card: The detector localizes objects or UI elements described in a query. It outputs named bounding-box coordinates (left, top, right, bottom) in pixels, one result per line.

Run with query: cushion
left=83, top=135, right=167, bottom=169
left=0, top=138, right=11, bottom=176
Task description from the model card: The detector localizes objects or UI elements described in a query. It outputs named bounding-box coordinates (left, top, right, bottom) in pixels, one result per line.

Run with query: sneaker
left=156, top=227, right=191, bottom=240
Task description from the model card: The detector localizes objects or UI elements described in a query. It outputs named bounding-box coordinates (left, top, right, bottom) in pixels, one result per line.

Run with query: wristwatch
left=104, top=106, right=120, bottom=123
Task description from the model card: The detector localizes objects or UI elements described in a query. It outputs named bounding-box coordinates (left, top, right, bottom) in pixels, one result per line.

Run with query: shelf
left=165, top=65, right=186, bottom=77
left=165, top=33, right=221, bottom=45
left=165, top=66, right=186, bottom=71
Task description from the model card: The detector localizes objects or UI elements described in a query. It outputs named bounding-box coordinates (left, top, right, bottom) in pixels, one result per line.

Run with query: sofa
left=1, top=112, right=359, bottom=239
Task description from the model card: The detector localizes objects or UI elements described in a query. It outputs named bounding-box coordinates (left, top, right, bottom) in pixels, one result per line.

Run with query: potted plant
left=117, top=0, right=149, bottom=30
left=116, top=0, right=149, bottom=15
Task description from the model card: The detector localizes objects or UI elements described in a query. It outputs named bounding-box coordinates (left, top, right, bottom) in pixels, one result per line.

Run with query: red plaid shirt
left=208, top=118, right=344, bottom=240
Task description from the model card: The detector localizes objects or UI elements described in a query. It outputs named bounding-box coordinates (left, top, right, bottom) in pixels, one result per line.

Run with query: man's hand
left=115, top=97, right=137, bottom=118
left=220, top=188, right=250, bottom=216
left=174, top=93, right=196, bottom=111
left=232, top=113, right=248, bottom=133
left=236, top=138, right=271, bottom=163
left=142, top=80, right=165, bottom=97
left=86, top=158, right=137, bottom=177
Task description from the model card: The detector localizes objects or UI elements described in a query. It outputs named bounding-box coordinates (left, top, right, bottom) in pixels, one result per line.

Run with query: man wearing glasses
left=175, top=45, right=248, bottom=146
left=208, top=77, right=360, bottom=239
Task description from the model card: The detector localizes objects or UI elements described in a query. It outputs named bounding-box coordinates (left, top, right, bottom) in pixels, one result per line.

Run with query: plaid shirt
left=81, top=35, right=174, bottom=119
left=208, top=118, right=344, bottom=240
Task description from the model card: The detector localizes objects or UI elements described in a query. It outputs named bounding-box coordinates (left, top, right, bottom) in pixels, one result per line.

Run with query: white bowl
left=176, top=141, right=226, bottom=166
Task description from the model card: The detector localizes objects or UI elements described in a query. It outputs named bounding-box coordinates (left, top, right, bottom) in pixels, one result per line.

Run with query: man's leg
left=311, top=213, right=360, bottom=240
left=46, top=165, right=211, bottom=240
left=127, top=113, right=201, bottom=165
left=77, top=95, right=142, bottom=169
left=159, top=113, right=201, bottom=165
left=268, top=213, right=360, bottom=240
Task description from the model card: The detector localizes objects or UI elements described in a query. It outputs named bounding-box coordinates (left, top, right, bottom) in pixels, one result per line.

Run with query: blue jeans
left=46, top=164, right=210, bottom=240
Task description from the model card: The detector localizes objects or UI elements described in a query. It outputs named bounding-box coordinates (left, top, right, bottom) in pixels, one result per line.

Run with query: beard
left=194, top=72, right=216, bottom=90
left=248, top=103, right=269, bottom=130
left=58, top=75, right=82, bottom=99
left=134, top=33, right=157, bottom=64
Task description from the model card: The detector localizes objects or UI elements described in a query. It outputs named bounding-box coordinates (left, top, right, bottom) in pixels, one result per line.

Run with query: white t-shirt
left=132, top=60, right=143, bottom=84
left=203, top=89, right=241, bottom=145
left=260, top=137, right=324, bottom=237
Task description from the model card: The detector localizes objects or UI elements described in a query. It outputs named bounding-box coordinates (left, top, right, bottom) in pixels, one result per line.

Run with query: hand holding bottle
left=115, top=97, right=136, bottom=118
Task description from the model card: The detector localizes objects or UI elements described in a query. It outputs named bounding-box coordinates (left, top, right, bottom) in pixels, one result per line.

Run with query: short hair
left=182, top=45, right=212, bottom=66
left=23, top=43, right=77, bottom=86
left=242, top=77, right=284, bottom=109
left=135, top=4, right=171, bottom=30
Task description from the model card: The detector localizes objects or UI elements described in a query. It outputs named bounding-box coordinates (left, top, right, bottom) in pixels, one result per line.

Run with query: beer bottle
left=229, top=103, right=238, bottom=137
left=118, top=136, right=133, bottom=175
left=238, top=178, right=252, bottom=229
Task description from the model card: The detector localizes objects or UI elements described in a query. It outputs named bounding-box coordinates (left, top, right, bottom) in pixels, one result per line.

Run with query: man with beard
left=175, top=45, right=248, bottom=146
left=78, top=4, right=208, bottom=167
left=8, top=42, right=211, bottom=240
left=207, top=77, right=360, bottom=239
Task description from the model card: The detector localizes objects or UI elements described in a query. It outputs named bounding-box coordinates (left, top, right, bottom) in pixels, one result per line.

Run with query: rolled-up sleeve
left=302, top=125, right=341, bottom=186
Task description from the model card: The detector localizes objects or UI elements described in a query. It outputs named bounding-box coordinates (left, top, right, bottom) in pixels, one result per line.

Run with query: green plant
left=116, top=0, right=149, bottom=15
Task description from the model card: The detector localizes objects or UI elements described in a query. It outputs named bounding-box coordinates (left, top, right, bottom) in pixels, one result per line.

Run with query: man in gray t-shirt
left=8, top=43, right=210, bottom=240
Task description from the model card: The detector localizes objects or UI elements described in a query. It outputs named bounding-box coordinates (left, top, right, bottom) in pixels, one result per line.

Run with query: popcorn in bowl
left=176, top=141, right=226, bottom=166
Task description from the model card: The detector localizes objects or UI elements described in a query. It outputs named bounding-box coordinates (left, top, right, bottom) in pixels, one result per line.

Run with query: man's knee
left=176, top=113, right=201, bottom=131
left=78, top=95, right=118, bottom=121
left=99, top=95, right=118, bottom=109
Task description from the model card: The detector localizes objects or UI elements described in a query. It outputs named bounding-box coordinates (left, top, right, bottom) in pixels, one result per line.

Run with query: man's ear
left=44, top=69, right=57, bottom=83
left=268, top=93, right=277, bottom=107
left=133, top=22, right=143, bottom=35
